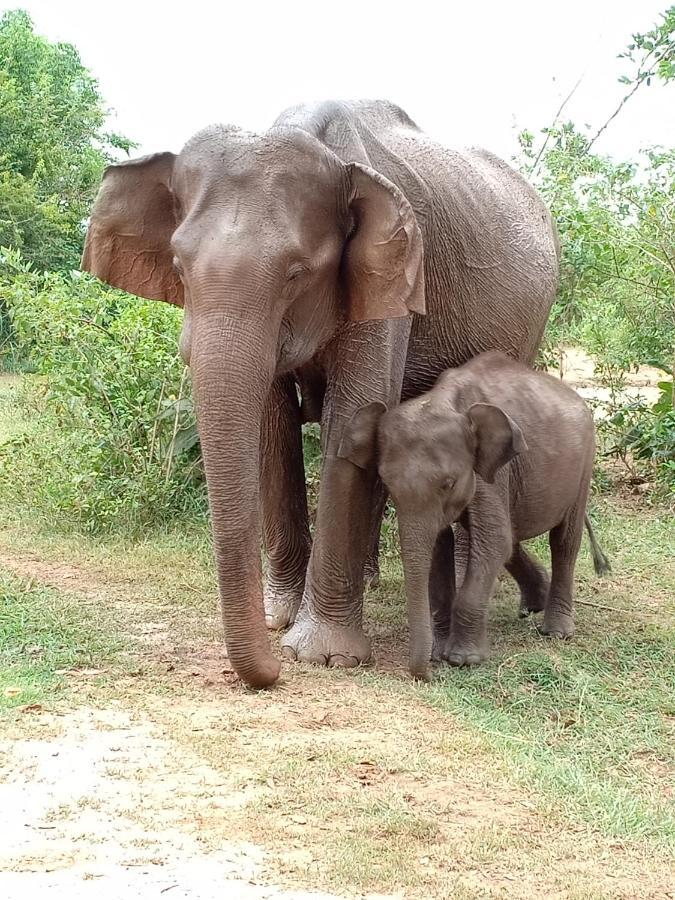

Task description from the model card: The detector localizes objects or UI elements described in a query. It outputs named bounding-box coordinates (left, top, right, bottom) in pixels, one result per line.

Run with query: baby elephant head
left=338, top=396, right=527, bottom=526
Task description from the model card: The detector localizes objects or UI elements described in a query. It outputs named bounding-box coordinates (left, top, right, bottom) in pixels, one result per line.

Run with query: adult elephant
left=82, top=100, right=559, bottom=688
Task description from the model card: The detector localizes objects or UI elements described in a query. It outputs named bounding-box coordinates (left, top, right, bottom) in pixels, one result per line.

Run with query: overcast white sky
left=10, top=0, right=675, bottom=161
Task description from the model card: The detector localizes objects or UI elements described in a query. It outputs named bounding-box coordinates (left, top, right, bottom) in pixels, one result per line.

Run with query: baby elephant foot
left=518, top=590, right=547, bottom=618
left=263, top=584, right=303, bottom=630
left=281, top=613, right=372, bottom=669
left=517, top=576, right=550, bottom=618
left=538, top=612, right=575, bottom=639
left=444, top=635, right=489, bottom=667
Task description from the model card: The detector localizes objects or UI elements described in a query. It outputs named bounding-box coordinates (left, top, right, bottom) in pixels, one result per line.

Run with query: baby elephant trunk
left=397, top=516, right=436, bottom=680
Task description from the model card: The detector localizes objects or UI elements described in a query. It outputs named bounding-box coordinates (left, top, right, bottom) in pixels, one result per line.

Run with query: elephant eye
left=287, top=263, right=310, bottom=282
left=442, top=478, right=455, bottom=492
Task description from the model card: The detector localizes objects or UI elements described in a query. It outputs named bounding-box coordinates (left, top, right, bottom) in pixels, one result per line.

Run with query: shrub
left=0, top=252, right=205, bottom=533
left=602, top=380, right=675, bottom=495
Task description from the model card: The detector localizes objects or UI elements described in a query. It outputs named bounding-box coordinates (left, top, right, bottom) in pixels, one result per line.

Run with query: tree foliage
left=519, top=129, right=674, bottom=374
left=0, top=9, right=133, bottom=272
left=515, top=7, right=674, bottom=491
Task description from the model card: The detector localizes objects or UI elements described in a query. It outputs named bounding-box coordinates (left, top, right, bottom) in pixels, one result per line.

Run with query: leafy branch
left=588, top=5, right=675, bottom=149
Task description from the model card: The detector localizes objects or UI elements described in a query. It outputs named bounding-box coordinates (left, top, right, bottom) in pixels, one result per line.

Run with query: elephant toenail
left=330, top=654, right=359, bottom=669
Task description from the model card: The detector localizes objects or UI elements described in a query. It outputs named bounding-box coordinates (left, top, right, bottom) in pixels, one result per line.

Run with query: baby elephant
left=338, top=351, right=609, bottom=679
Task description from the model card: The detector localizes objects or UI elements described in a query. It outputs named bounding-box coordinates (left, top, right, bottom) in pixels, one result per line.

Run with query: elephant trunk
left=397, top=515, right=436, bottom=680
left=190, top=310, right=280, bottom=688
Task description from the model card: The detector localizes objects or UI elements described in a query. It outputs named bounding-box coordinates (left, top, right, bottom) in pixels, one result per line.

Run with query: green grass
left=0, top=372, right=25, bottom=441
left=368, top=499, right=675, bottom=848
left=0, top=573, right=124, bottom=711
left=426, top=629, right=674, bottom=845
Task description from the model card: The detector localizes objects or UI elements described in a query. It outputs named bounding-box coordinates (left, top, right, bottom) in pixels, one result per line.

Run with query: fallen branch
left=576, top=598, right=626, bottom=613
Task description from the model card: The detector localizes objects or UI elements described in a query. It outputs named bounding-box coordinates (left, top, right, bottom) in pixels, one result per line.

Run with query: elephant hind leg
left=364, top=480, right=388, bottom=589
left=261, top=374, right=311, bottom=630
left=539, top=503, right=585, bottom=639
left=506, top=543, right=550, bottom=618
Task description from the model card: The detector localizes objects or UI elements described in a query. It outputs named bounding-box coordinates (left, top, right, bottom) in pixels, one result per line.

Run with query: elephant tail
left=585, top=512, right=611, bottom=576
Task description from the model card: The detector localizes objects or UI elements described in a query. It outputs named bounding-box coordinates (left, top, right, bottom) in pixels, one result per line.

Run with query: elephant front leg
left=261, top=374, right=311, bottom=630
left=281, top=321, right=410, bottom=668
left=281, top=450, right=376, bottom=666
left=445, top=490, right=511, bottom=666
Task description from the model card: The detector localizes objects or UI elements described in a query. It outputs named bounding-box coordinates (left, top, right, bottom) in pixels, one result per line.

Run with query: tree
left=0, top=9, right=133, bottom=272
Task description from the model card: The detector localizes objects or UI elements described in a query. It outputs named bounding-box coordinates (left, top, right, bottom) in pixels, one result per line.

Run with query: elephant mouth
left=275, top=317, right=325, bottom=375
left=275, top=320, right=297, bottom=373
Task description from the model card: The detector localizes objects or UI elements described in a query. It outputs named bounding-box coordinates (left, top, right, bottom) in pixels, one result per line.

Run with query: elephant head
left=82, top=125, right=425, bottom=688
left=339, top=396, right=525, bottom=677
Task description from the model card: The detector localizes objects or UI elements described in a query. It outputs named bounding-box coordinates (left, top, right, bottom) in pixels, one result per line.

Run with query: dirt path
left=2, top=709, right=341, bottom=900
left=547, top=346, right=667, bottom=409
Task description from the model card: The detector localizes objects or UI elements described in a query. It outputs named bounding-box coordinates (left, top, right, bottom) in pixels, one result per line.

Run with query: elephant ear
left=468, top=403, right=528, bottom=484
left=343, top=163, right=425, bottom=322
left=337, top=401, right=387, bottom=469
left=81, top=152, right=184, bottom=307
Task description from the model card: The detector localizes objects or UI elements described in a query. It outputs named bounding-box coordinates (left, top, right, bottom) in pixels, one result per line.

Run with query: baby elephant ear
left=337, top=402, right=387, bottom=470
left=468, top=403, right=528, bottom=484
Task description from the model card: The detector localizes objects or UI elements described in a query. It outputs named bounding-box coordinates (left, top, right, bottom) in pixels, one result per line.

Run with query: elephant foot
left=538, top=613, right=575, bottom=639
left=444, top=635, right=488, bottom=667
left=281, top=614, right=372, bottom=668
left=263, top=584, right=303, bottom=630
left=518, top=585, right=549, bottom=618
left=363, top=555, right=380, bottom=589
left=517, top=574, right=550, bottom=618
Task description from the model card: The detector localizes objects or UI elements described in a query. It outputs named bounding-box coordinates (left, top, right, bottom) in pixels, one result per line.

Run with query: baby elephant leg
left=540, top=504, right=585, bottom=639
left=445, top=495, right=511, bottom=666
left=506, top=544, right=550, bottom=618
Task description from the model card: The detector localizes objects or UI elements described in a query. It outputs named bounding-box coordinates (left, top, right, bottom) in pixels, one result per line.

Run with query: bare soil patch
left=548, top=345, right=667, bottom=393
left=0, top=706, right=348, bottom=899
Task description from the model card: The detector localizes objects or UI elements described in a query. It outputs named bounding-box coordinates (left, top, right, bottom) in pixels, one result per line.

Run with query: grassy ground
left=1, top=374, right=674, bottom=898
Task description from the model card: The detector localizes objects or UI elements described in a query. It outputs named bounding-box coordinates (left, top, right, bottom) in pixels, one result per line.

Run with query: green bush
left=0, top=251, right=205, bottom=533
left=602, top=380, right=675, bottom=494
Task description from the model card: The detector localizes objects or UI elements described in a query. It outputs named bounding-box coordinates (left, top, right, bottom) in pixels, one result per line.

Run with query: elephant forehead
left=175, top=127, right=342, bottom=200
left=382, top=402, right=465, bottom=446
left=380, top=409, right=473, bottom=482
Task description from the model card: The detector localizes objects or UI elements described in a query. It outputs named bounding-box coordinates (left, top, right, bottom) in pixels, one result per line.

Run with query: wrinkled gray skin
left=340, top=352, right=603, bottom=679
left=81, top=100, right=559, bottom=688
